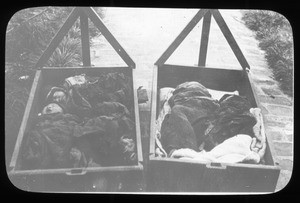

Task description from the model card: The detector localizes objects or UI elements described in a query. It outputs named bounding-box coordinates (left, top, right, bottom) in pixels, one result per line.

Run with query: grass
left=241, top=10, right=293, bottom=97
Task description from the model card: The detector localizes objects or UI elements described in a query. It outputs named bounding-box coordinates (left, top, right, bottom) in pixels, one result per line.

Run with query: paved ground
left=90, top=8, right=293, bottom=192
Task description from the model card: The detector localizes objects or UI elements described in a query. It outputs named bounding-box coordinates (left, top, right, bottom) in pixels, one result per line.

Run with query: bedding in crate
left=21, top=72, right=138, bottom=170
left=154, top=81, right=267, bottom=164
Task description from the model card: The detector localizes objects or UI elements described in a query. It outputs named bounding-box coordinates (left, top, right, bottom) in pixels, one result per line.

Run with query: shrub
left=242, top=10, right=293, bottom=97
left=5, top=7, right=105, bottom=168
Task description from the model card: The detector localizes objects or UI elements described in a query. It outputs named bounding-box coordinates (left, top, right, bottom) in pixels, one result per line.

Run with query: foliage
left=5, top=7, right=105, bottom=167
left=6, top=7, right=102, bottom=68
left=47, top=36, right=83, bottom=67
left=242, top=10, right=293, bottom=97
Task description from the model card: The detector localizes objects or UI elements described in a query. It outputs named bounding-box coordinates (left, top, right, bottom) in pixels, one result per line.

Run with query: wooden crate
left=147, top=64, right=280, bottom=193
left=8, top=66, right=143, bottom=192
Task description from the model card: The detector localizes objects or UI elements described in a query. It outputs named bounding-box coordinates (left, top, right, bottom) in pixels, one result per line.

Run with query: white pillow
left=159, top=87, right=239, bottom=103
left=207, top=89, right=239, bottom=101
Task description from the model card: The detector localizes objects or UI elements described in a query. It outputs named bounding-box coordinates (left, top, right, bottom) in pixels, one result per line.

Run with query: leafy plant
left=6, top=7, right=102, bottom=69
left=242, top=10, right=293, bottom=97
left=5, top=7, right=105, bottom=168
left=47, top=36, right=82, bottom=67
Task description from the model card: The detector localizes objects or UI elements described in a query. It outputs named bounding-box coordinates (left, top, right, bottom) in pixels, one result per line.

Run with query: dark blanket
left=168, top=81, right=211, bottom=107
left=160, top=81, right=257, bottom=156
left=197, top=94, right=257, bottom=151
left=22, top=72, right=136, bottom=169
left=76, top=73, right=133, bottom=113
left=22, top=113, right=80, bottom=169
left=44, top=73, right=133, bottom=119
left=23, top=112, right=136, bottom=169
left=161, top=84, right=219, bottom=155
left=72, top=115, right=136, bottom=167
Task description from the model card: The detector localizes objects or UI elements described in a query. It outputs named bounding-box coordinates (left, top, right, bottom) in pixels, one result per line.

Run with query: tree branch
left=6, top=7, right=51, bottom=34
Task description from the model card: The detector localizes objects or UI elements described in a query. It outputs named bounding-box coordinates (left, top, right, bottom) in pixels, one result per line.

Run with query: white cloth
left=171, top=134, right=261, bottom=164
left=65, top=74, right=88, bottom=87
left=169, top=107, right=267, bottom=164
left=156, top=87, right=174, bottom=139
left=249, top=108, right=266, bottom=159
left=207, top=89, right=239, bottom=101
left=155, top=87, right=174, bottom=157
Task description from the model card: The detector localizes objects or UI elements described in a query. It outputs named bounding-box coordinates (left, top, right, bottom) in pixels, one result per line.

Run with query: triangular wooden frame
left=35, top=7, right=135, bottom=69
left=155, top=9, right=250, bottom=70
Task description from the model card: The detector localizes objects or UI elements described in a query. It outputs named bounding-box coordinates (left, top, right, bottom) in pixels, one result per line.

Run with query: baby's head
left=40, top=103, right=63, bottom=115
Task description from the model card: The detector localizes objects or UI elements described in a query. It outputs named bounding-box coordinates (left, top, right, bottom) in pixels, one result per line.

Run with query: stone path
left=91, top=8, right=293, bottom=192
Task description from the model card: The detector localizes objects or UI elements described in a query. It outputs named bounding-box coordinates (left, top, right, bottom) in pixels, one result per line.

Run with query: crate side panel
left=11, top=71, right=44, bottom=171
left=220, top=165, right=280, bottom=192
left=41, top=67, right=132, bottom=90
left=132, top=69, right=143, bottom=164
left=157, top=65, right=244, bottom=92
left=13, top=67, right=143, bottom=175
left=147, top=160, right=280, bottom=192
left=147, top=159, right=206, bottom=192
left=238, top=72, right=276, bottom=166
left=10, top=169, right=143, bottom=192
left=154, top=65, right=277, bottom=166
left=148, top=65, right=280, bottom=192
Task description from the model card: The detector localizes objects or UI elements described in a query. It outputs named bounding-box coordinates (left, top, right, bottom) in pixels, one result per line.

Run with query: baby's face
left=42, top=103, right=63, bottom=114
left=53, top=91, right=67, bottom=103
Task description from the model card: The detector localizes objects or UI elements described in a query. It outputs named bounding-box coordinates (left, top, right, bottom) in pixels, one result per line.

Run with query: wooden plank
left=42, top=66, right=129, bottom=70
left=35, top=8, right=81, bottom=69
left=211, top=9, right=250, bottom=70
left=9, top=165, right=143, bottom=176
left=80, top=9, right=91, bottom=66
left=158, top=64, right=243, bottom=92
left=198, top=11, right=212, bottom=66
left=148, top=158, right=279, bottom=192
left=163, top=63, right=241, bottom=70
left=245, top=70, right=278, bottom=166
left=155, top=9, right=208, bottom=66
left=9, top=70, right=42, bottom=168
left=149, top=65, right=158, bottom=156
left=82, top=7, right=136, bottom=69
left=132, top=69, right=144, bottom=165
left=150, top=157, right=279, bottom=170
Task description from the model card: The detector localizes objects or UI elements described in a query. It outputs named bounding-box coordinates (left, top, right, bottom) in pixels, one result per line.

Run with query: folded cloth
left=249, top=108, right=266, bottom=159
left=207, top=89, right=239, bottom=101
left=170, top=134, right=261, bottom=164
left=156, top=88, right=174, bottom=137
left=159, top=87, right=174, bottom=108
left=155, top=87, right=174, bottom=157
left=65, top=74, right=89, bottom=87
